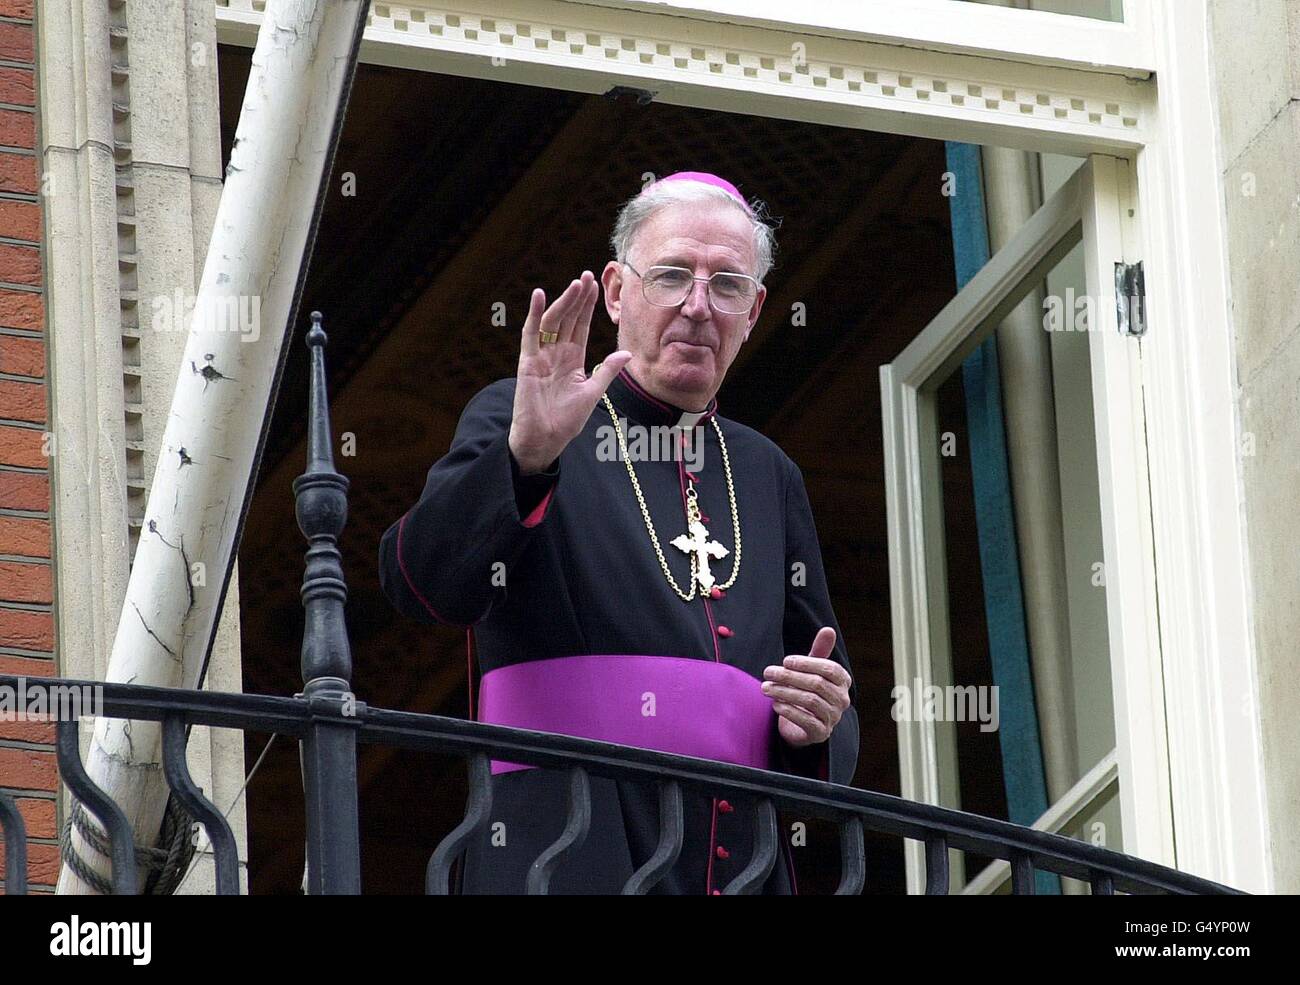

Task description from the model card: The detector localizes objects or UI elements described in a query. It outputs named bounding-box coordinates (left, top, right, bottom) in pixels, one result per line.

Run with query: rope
left=58, top=804, right=113, bottom=896
left=146, top=795, right=198, bottom=895
left=58, top=795, right=196, bottom=895
left=62, top=733, right=279, bottom=896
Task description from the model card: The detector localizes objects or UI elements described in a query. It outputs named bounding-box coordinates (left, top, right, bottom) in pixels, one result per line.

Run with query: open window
left=881, top=155, right=1171, bottom=893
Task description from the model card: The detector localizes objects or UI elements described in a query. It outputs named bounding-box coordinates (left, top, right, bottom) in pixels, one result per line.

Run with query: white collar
left=674, top=409, right=709, bottom=430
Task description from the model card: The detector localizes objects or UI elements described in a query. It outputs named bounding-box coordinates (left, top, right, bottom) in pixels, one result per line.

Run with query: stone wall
left=1213, top=0, right=1300, bottom=892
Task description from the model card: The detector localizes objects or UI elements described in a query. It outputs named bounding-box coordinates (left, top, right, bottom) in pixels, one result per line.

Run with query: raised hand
left=508, top=271, right=632, bottom=474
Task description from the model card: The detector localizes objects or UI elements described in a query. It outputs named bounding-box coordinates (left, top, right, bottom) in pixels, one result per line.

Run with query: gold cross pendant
left=670, top=519, right=729, bottom=592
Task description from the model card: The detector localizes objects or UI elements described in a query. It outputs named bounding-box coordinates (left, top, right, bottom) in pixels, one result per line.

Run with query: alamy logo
left=150, top=288, right=262, bottom=342
left=0, top=677, right=102, bottom=721
left=891, top=678, right=1000, bottom=733
left=49, top=916, right=152, bottom=965
left=595, top=417, right=705, bottom=472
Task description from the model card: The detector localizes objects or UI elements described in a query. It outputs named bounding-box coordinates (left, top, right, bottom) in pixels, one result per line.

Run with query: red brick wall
left=0, top=0, right=57, bottom=894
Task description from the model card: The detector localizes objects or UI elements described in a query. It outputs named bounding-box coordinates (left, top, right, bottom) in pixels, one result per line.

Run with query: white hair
left=609, top=179, right=780, bottom=283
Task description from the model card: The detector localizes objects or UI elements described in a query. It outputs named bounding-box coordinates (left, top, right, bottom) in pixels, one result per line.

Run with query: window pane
left=933, top=224, right=1119, bottom=891
left=1030, top=0, right=1123, bottom=23
left=971, top=0, right=1124, bottom=23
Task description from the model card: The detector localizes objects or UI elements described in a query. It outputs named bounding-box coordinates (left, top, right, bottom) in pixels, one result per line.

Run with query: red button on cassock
left=716, top=846, right=730, bottom=860
left=717, top=800, right=733, bottom=813
left=709, top=586, right=724, bottom=599
left=712, top=890, right=721, bottom=895
left=717, top=625, right=733, bottom=638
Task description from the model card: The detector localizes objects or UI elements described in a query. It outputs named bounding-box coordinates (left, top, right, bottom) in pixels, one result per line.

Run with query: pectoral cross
left=671, top=520, right=729, bottom=592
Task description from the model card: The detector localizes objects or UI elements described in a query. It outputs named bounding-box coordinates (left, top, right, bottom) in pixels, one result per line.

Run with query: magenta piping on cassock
left=478, top=654, right=776, bottom=775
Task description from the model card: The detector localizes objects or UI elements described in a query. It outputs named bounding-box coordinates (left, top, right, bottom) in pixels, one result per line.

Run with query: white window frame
left=881, top=155, right=1168, bottom=892
left=574, top=0, right=1156, bottom=77
left=212, top=0, right=1271, bottom=892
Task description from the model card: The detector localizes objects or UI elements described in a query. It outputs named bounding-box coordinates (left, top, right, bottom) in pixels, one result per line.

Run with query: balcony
left=0, top=672, right=1243, bottom=896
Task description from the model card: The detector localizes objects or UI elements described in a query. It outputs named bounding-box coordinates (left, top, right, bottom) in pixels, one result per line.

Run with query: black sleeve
left=377, top=378, right=559, bottom=627
left=773, top=456, right=860, bottom=786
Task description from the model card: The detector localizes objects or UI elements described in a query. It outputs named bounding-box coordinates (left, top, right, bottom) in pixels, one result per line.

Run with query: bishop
left=379, top=171, right=859, bottom=894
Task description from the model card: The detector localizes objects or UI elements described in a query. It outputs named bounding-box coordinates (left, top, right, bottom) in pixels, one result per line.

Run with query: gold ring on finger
left=539, top=330, right=559, bottom=345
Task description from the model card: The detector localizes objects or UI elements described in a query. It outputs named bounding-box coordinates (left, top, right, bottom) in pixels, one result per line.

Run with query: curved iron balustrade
left=0, top=316, right=1244, bottom=897
left=0, top=672, right=1243, bottom=896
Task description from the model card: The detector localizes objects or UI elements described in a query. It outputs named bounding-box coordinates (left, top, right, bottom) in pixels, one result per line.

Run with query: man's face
left=601, top=200, right=767, bottom=409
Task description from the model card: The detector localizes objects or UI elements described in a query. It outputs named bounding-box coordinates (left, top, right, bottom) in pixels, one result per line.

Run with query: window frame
left=881, top=156, right=1170, bottom=892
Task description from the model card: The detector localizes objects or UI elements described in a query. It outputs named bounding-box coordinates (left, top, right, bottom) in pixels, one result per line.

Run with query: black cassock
left=378, top=367, right=859, bottom=894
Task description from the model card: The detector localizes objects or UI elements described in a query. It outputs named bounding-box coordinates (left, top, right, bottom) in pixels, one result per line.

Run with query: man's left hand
left=762, top=626, right=852, bottom=748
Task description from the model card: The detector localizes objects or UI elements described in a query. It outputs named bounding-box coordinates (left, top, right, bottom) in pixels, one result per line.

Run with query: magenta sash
left=477, top=654, right=776, bottom=775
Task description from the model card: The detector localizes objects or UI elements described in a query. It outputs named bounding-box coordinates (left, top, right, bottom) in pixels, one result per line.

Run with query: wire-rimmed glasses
left=622, top=261, right=760, bottom=315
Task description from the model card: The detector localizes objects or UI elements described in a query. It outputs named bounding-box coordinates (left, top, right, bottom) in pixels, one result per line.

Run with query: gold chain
left=601, top=392, right=742, bottom=601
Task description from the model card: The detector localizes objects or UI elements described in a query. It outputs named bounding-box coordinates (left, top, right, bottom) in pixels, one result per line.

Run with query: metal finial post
left=293, top=312, right=362, bottom=894
left=294, top=311, right=353, bottom=689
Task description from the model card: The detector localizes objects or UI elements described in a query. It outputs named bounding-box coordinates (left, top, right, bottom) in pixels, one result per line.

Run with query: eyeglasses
left=622, top=261, right=760, bottom=315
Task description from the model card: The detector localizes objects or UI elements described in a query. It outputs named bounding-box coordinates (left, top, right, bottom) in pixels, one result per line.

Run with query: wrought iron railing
left=0, top=673, right=1244, bottom=896
left=0, top=317, right=1243, bottom=896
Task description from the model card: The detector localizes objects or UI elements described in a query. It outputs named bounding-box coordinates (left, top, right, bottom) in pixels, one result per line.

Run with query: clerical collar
left=606, top=367, right=719, bottom=430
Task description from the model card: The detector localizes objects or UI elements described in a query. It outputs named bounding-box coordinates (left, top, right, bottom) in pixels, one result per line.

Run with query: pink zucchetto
left=653, top=171, right=754, bottom=215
